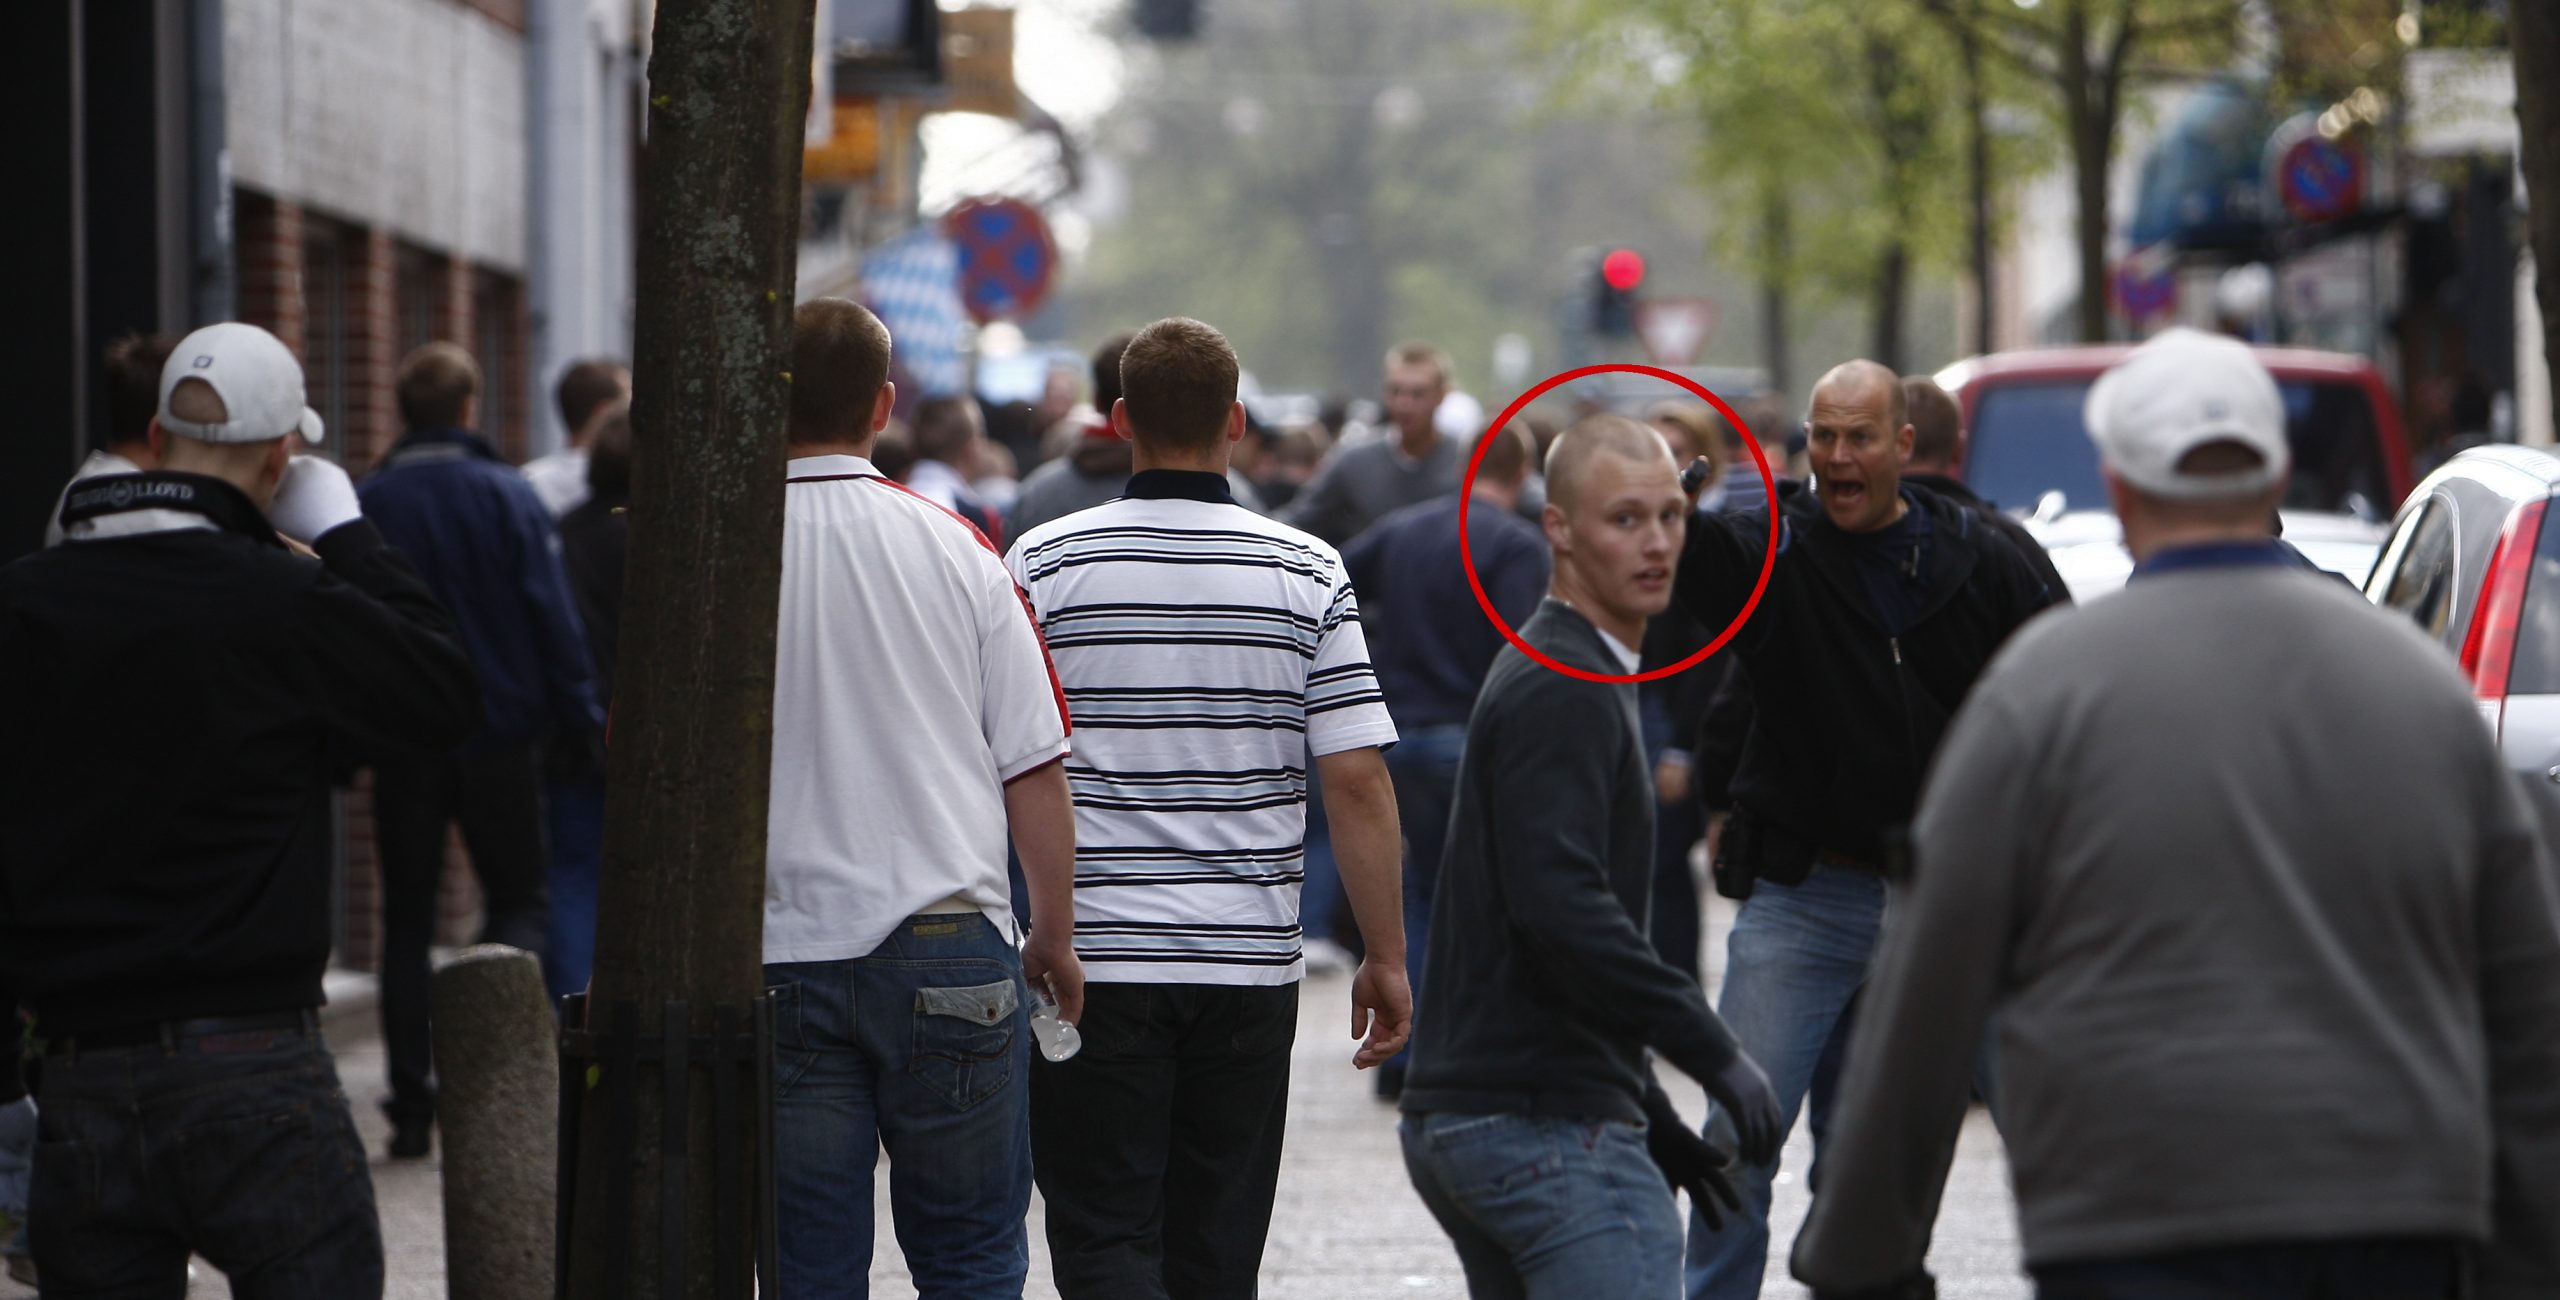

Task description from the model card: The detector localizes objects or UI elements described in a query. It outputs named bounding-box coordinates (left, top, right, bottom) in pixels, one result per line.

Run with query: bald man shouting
left=1675, top=361, right=2063, bottom=1300
left=1399, top=415, right=1782, bottom=1300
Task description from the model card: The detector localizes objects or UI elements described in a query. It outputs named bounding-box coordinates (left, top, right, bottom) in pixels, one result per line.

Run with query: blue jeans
left=1385, top=724, right=1467, bottom=1070
left=1684, top=865, right=1886, bottom=1300
left=1401, top=1110, right=1685, bottom=1299
left=767, top=914, right=1033, bottom=1300
left=543, top=773, right=605, bottom=1004
left=1302, top=762, right=1345, bottom=947
left=0, top=1096, right=30, bottom=1255
left=31, top=1029, right=383, bottom=1297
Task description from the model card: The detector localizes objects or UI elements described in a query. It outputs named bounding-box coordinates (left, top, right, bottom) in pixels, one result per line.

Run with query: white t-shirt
left=522, top=448, right=591, bottom=518
left=762, top=453, right=1071, bottom=965
left=1006, top=472, right=1400, bottom=985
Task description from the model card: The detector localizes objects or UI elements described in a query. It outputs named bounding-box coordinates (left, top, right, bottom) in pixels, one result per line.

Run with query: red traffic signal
left=1600, top=248, right=1647, bottom=292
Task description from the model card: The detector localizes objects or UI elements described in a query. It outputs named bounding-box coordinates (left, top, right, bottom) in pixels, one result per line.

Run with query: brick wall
left=235, top=192, right=306, bottom=355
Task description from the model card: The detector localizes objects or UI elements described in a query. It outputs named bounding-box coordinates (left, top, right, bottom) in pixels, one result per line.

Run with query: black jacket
left=1677, top=480, right=2061, bottom=870
left=0, top=474, right=477, bottom=1036
left=1401, top=601, right=1743, bottom=1124
left=1902, top=470, right=2069, bottom=599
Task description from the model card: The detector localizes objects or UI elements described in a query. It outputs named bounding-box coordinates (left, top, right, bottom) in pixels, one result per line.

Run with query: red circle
left=1601, top=248, right=1647, bottom=292
left=1460, top=364, right=1778, bottom=685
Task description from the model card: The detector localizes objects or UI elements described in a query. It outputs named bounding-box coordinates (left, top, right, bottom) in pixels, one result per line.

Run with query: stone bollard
left=431, top=944, right=556, bottom=1300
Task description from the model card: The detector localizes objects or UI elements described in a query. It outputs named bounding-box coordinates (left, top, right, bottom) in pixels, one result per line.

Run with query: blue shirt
left=1342, top=491, right=1551, bottom=730
left=2128, top=538, right=2300, bottom=582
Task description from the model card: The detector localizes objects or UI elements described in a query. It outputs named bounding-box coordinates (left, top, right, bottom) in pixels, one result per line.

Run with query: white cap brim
left=298, top=407, right=325, bottom=445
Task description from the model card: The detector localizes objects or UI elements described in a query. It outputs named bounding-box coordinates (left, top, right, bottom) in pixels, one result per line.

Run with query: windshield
left=1964, top=377, right=2391, bottom=517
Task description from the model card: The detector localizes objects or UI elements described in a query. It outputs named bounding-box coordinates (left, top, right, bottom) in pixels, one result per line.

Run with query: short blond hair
left=1384, top=340, right=1452, bottom=390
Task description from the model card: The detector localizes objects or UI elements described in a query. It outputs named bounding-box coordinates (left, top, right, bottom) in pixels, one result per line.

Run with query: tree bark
left=1962, top=9, right=1995, bottom=356
left=2064, top=0, right=2112, bottom=343
left=567, top=0, right=814, bottom=1296
left=1759, top=183, right=1793, bottom=394
left=1873, top=239, right=1910, bottom=372
left=2518, top=0, right=2560, bottom=420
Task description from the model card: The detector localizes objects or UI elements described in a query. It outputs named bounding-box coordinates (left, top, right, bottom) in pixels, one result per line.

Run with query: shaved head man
left=1670, top=359, right=2064, bottom=1298
left=1400, top=412, right=1783, bottom=1297
left=1803, top=360, right=1914, bottom=536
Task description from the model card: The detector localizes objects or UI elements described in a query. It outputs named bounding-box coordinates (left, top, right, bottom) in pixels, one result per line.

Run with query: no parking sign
left=943, top=197, right=1057, bottom=324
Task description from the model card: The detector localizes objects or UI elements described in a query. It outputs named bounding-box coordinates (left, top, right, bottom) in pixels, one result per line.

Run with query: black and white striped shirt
left=1007, top=470, right=1398, bottom=984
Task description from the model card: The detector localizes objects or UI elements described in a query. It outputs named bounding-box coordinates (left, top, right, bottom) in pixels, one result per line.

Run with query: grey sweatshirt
left=1791, top=562, right=2560, bottom=1292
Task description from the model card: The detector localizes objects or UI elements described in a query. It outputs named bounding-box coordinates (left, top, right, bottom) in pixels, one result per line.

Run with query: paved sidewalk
left=10, top=894, right=2033, bottom=1298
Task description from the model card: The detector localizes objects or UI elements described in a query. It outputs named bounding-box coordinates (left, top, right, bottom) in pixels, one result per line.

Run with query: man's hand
left=1705, top=1050, right=1785, bottom=1166
left=1348, top=956, right=1412, bottom=1068
left=1655, top=751, right=1694, bottom=806
left=1022, top=928, right=1085, bottom=1027
left=1642, top=1088, right=1743, bottom=1230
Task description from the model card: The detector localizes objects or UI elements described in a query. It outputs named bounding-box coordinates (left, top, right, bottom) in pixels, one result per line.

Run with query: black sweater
left=1676, top=481, right=2061, bottom=867
left=0, top=478, right=477, bottom=1036
left=1401, top=601, right=1743, bottom=1124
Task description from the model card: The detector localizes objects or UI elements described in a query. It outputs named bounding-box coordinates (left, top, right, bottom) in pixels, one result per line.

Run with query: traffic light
left=1593, top=247, right=1645, bottom=337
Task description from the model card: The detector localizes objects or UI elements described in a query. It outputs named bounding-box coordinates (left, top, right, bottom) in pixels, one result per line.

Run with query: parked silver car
left=2364, top=445, right=2560, bottom=777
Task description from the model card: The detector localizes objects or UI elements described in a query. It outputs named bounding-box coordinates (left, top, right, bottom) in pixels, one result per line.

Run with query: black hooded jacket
left=1676, top=479, right=2062, bottom=871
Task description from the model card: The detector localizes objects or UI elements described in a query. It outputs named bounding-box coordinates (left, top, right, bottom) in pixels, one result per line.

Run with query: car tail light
left=2459, top=498, right=2549, bottom=730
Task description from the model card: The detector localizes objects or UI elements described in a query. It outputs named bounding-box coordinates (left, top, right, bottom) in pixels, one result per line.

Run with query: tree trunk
left=2064, top=0, right=2112, bottom=343
left=567, top=0, right=814, bottom=1295
left=1962, top=10, right=1995, bottom=356
left=2518, top=0, right=2560, bottom=422
left=1873, top=238, right=1910, bottom=372
left=1759, top=183, right=1793, bottom=395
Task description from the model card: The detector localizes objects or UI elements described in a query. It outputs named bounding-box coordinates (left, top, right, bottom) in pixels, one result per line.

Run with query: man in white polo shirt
left=1008, top=316, right=1412, bottom=1299
left=763, top=298, right=1081, bottom=1300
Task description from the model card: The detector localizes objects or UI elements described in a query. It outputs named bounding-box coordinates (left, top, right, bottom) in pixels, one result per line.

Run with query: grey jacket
left=1279, top=434, right=1463, bottom=545
left=1791, top=560, right=2560, bottom=1292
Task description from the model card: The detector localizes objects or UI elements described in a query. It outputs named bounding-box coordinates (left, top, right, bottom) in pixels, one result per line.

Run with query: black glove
left=1704, top=1049, right=1784, bottom=1167
left=1640, top=1085, right=1743, bottom=1231
left=1813, top=1273, right=1936, bottom=1300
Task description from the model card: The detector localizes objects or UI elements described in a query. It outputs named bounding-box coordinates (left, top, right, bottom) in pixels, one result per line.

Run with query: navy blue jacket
left=358, top=427, right=603, bottom=753
left=1342, top=491, right=1551, bottom=731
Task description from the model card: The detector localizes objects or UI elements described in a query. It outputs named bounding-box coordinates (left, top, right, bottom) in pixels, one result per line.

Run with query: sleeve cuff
left=997, top=740, right=1070, bottom=783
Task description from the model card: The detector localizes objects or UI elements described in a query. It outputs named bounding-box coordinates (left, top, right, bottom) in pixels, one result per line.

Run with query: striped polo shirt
left=1006, top=469, right=1399, bottom=984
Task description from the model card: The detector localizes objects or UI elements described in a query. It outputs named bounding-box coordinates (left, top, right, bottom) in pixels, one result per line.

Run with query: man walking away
left=47, top=333, right=179, bottom=546
left=358, top=341, right=604, bottom=1157
left=1341, top=419, right=1548, bottom=1100
left=1400, top=415, right=1782, bottom=1299
left=522, top=357, right=630, bottom=519
left=1010, top=316, right=1413, bottom=1299
left=763, top=300, right=1082, bottom=1300
left=1793, top=327, right=2560, bottom=1300
left=1, top=322, right=477, bottom=1296
left=908, top=395, right=1008, bottom=546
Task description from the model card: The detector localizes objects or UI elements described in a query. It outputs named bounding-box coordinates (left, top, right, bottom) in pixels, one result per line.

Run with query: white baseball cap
left=159, top=322, right=326, bottom=445
left=2084, top=327, right=2287, bottom=500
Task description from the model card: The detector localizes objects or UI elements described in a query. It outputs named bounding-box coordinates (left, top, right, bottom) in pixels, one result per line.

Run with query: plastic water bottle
left=1029, top=985, right=1082, bottom=1062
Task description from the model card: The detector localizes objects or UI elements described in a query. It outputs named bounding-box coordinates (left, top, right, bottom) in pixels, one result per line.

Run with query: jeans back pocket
left=909, top=979, right=1019, bottom=1112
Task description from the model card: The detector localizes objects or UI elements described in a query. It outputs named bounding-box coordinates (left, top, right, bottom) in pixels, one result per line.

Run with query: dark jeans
left=372, top=744, right=551, bottom=1125
left=1401, top=1111, right=1683, bottom=1299
left=542, top=773, right=604, bottom=1004
left=1385, top=724, right=1467, bottom=1072
left=1030, top=981, right=1300, bottom=1300
left=30, top=1030, right=382, bottom=1298
left=767, top=914, right=1033, bottom=1300
left=2033, top=1236, right=2463, bottom=1299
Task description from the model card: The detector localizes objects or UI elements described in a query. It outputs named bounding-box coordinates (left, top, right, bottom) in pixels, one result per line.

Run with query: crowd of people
left=2, top=300, right=2557, bottom=1300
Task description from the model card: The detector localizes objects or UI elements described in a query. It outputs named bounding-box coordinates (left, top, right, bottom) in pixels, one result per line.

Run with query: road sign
left=942, top=197, right=1055, bottom=324
left=1634, top=298, right=1717, bottom=366
left=2114, top=246, right=2177, bottom=320
left=2277, top=135, right=2364, bottom=224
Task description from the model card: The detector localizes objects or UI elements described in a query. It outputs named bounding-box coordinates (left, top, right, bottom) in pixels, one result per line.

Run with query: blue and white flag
left=857, top=226, right=969, bottom=398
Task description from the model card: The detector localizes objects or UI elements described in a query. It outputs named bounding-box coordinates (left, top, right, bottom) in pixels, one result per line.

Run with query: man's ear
left=146, top=418, right=169, bottom=462
left=1895, top=422, right=1916, bottom=466
left=263, top=438, right=293, bottom=492
left=1226, top=401, right=1247, bottom=444
left=871, top=382, right=897, bottom=434
left=1110, top=398, right=1137, bottom=444
left=1541, top=501, right=1571, bottom=554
